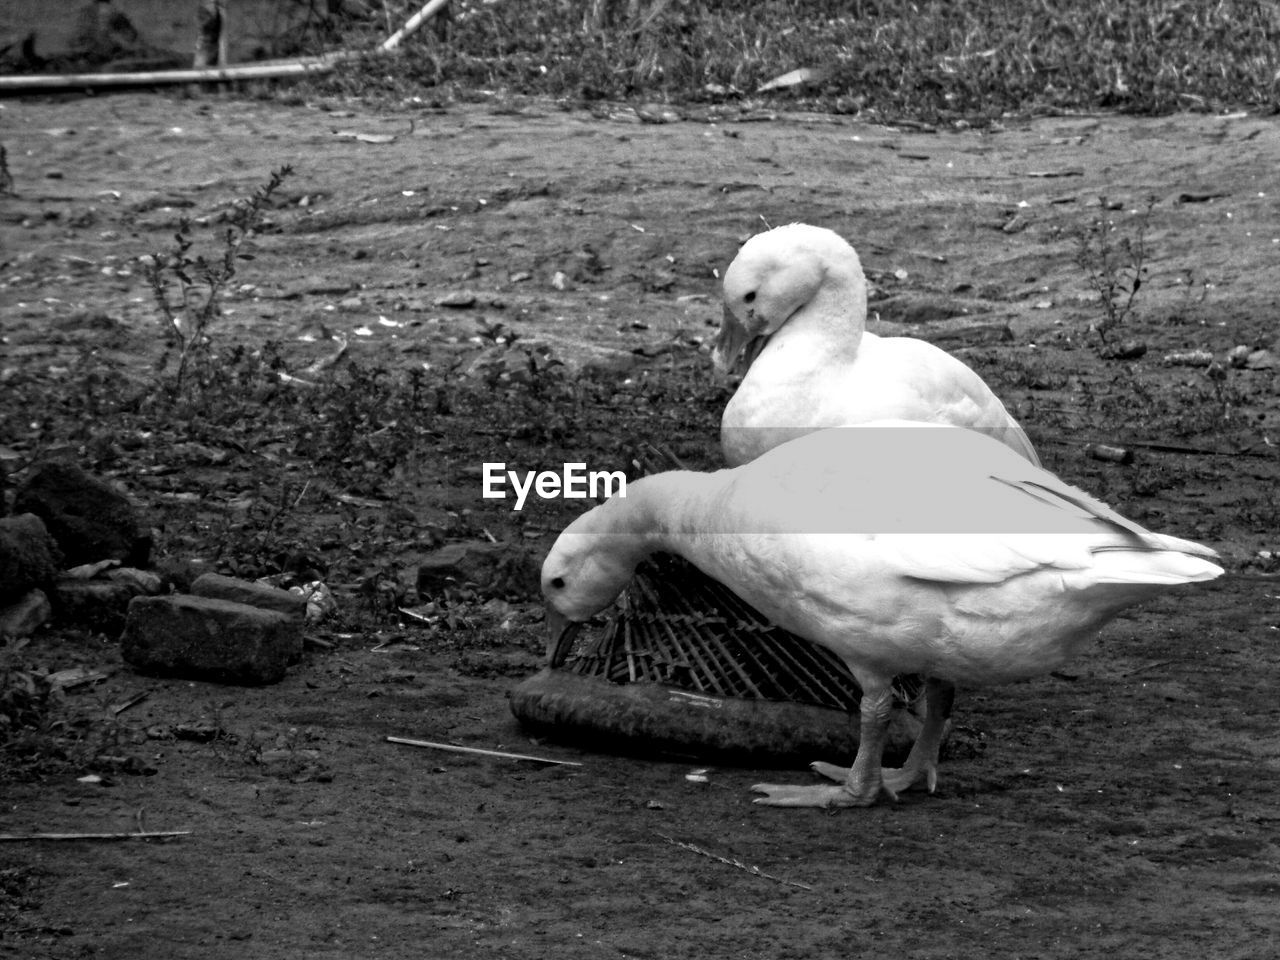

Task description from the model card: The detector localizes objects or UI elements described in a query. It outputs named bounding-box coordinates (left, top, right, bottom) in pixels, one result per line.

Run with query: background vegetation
left=317, top=0, right=1280, bottom=122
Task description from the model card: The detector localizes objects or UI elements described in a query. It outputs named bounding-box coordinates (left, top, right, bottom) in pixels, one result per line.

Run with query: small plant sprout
left=1074, top=195, right=1156, bottom=347
left=142, top=164, right=294, bottom=397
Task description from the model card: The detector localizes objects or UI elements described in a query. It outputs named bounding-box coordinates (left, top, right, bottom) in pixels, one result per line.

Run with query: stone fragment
left=151, top=556, right=218, bottom=593
left=12, top=461, right=150, bottom=567
left=0, top=514, right=62, bottom=603
left=0, top=589, right=52, bottom=639
left=191, top=573, right=308, bottom=622
left=435, top=291, right=477, bottom=308
left=53, top=577, right=153, bottom=635
left=120, top=595, right=302, bottom=685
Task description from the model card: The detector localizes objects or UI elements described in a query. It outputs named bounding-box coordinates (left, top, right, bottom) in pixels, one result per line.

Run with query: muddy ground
left=2, top=91, right=1280, bottom=959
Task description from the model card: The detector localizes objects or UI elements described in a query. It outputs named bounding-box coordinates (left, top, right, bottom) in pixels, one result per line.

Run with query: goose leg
left=881, top=678, right=955, bottom=796
left=752, top=683, right=894, bottom=808
left=807, top=678, right=955, bottom=799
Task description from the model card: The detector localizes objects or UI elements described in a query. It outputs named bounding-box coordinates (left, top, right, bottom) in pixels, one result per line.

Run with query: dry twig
left=386, top=736, right=582, bottom=766
left=655, top=833, right=813, bottom=890
left=0, top=830, right=191, bottom=842
left=108, top=691, right=150, bottom=716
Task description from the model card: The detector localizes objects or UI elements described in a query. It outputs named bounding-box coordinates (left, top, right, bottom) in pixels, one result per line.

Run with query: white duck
left=541, top=423, right=1221, bottom=808
left=714, top=223, right=1040, bottom=467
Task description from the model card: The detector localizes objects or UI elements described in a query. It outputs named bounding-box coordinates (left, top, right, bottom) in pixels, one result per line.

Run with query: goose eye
left=550, top=576, right=565, bottom=589
left=743, top=291, right=756, bottom=304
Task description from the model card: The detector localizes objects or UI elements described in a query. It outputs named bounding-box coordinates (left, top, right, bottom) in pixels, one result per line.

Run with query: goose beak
left=545, top=605, right=583, bottom=668
left=713, top=304, right=770, bottom=376
left=712, top=304, right=750, bottom=373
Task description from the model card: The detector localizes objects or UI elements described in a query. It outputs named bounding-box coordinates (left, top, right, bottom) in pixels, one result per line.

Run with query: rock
left=106, top=567, right=164, bottom=594
left=1245, top=348, right=1275, bottom=370
left=191, top=573, right=308, bottom=622
left=435, top=291, right=477, bottom=308
left=0, top=514, right=62, bottom=604
left=52, top=576, right=153, bottom=635
left=12, top=461, right=150, bottom=568
left=120, top=595, right=302, bottom=686
left=152, top=556, right=218, bottom=592
left=1228, top=344, right=1252, bottom=368
left=417, top=541, right=540, bottom=600
left=0, top=589, right=52, bottom=638
left=1001, top=213, right=1029, bottom=234
left=1103, top=340, right=1148, bottom=361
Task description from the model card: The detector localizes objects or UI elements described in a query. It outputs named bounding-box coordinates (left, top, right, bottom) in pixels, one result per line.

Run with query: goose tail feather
left=1089, top=547, right=1223, bottom=586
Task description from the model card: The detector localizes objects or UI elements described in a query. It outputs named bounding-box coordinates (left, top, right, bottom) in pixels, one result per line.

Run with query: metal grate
left=559, top=552, right=919, bottom=712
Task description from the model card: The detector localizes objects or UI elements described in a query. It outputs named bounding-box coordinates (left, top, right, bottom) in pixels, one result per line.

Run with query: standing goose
left=714, top=223, right=1039, bottom=467
left=541, top=423, right=1221, bottom=807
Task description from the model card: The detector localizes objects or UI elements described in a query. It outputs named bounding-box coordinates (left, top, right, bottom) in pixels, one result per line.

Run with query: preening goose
left=541, top=423, right=1221, bottom=808
left=714, top=223, right=1040, bottom=467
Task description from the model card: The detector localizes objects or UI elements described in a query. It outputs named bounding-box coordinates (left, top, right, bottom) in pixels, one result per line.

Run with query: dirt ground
left=3, top=90, right=1280, bottom=959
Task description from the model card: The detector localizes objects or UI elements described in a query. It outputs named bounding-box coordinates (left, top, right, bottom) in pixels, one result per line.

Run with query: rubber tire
left=509, top=668, right=920, bottom=766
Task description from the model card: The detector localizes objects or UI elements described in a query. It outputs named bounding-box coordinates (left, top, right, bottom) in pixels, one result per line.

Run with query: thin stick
left=655, top=833, right=813, bottom=891
left=1038, top=436, right=1276, bottom=459
left=302, top=335, right=349, bottom=376
left=0, top=54, right=353, bottom=92
left=380, top=0, right=452, bottom=51
left=386, top=736, right=582, bottom=766
left=53, top=671, right=110, bottom=691
left=0, top=831, right=191, bottom=842
left=109, top=691, right=150, bottom=716
left=291, top=479, right=312, bottom=509
left=1123, top=658, right=1180, bottom=678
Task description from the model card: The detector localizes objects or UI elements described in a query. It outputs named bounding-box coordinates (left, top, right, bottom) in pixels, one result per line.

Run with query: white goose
left=714, top=223, right=1040, bottom=467
left=541, top=423, right=1222, bottom=808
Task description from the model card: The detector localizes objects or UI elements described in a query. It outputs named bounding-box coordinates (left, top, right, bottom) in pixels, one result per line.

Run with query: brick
left=190, top=573, right=308, bottom=622
left=52, top=577, right=141, bottom=635
left=120, top=595, right=302, bottom=686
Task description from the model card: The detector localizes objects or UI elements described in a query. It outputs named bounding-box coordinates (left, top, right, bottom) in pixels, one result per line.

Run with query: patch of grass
left=0, top=640, right=69, bottom=782
left=0, top=251, right=727, bottom=602
left=316, top=0, right=1280, bottom=122
left=0, top=641, right=60, bottom=742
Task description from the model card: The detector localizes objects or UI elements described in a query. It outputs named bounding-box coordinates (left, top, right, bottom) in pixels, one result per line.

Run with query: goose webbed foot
left=752, top=682, right=896, bottom=808
left=880, top=678, right=955, bottom=797
left=750, top=778, right=881, bottom=808
left=806, top=758, right=926, bottom=802
left=880, top=758, right=937, bottom=797
left=754, top=679, right=955, bottom=808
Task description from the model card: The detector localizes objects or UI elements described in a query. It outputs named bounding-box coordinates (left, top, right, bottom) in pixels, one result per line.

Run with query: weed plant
left=1074, top=196, right=1155, bottom=346
left=0, top=640, right=67, bottom=781
left=142, top=165, right=293, bottom=400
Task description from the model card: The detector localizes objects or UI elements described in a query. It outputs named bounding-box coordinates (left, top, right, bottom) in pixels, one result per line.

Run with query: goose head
left=541, top=510, right=651, bottom=668
left=714, top=223, right=868, bottom=375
